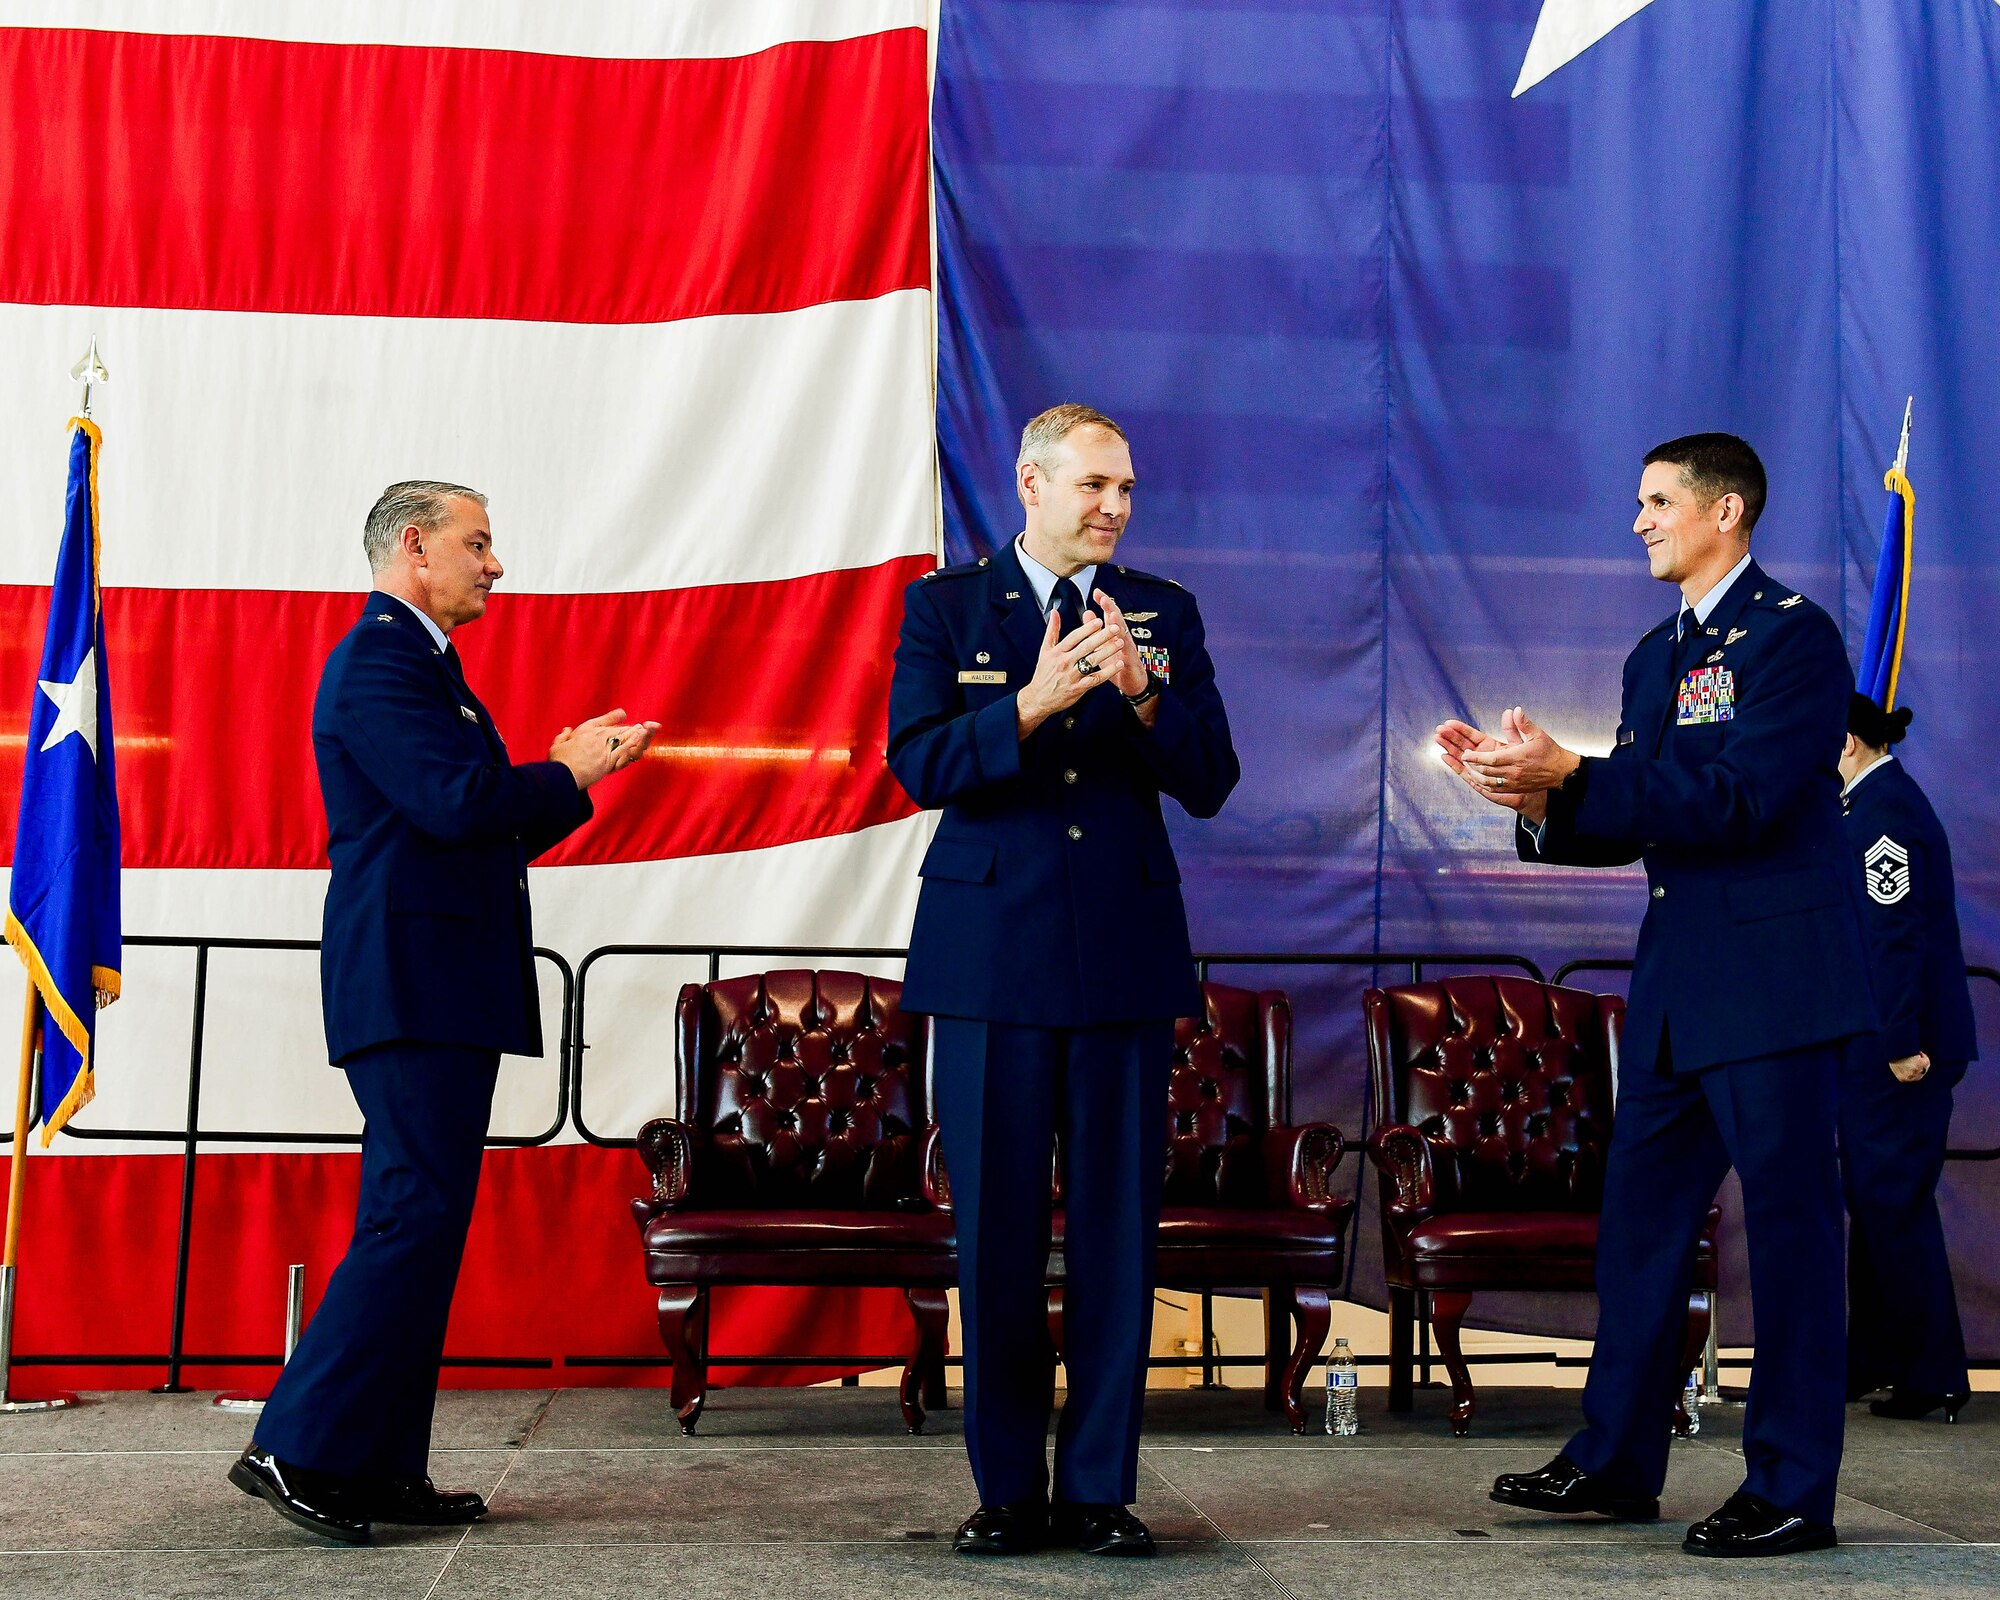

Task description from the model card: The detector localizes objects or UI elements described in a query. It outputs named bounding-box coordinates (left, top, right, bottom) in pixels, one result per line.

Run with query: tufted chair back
left=1365, top=976, right=1617, bottom=1212
left=1161, top=983, right=1291, bottom=1206
left=673, top=969, right=929, bottom=1209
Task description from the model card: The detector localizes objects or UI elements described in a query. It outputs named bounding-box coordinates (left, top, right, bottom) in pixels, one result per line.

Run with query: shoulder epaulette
left=920, top=557, right=987, bottom=582
left=1109, top=564, right=1183, bottom=590
left=1638, top=614, right=1677, bottom=643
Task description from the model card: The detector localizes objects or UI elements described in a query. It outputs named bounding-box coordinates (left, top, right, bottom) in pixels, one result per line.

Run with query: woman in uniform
left=1837, top=693, right=1979, bottom=1422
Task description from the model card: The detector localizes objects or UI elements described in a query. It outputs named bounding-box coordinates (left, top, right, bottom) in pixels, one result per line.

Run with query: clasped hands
left=1435, top=706, right=1582, bottom=827
left=1017, top=590, right=1154, bottom=737
left=551, top=708, right=661, bottom=791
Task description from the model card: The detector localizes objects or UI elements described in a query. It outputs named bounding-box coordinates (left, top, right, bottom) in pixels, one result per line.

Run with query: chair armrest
left=920, top=1123, right=952, bottom=1212
left=1367, top=1122, right=1444, bottom=1219
left=1261, top=1122, right=1346, bottom=1212
left=630, top=1118, right=696, bottom=1228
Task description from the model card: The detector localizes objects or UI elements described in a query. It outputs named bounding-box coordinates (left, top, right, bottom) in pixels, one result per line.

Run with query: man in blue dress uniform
left=1438, top=435, right=1874, bottom=1557
left=888, top=405, right=1238, bottom=1557
left=231, top=482, right=657, bottom=1543
left=1837, top=694, right=1978, bottom=1422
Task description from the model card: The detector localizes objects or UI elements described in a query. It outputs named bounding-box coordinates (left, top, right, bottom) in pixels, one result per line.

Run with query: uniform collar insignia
left=1725, top=627, right=1747, bottom=645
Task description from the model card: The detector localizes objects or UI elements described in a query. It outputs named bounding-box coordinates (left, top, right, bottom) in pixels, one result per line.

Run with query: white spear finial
left=70, top=336, right=109, bottom=418
left=1892, top=395, right=1913, bottom=478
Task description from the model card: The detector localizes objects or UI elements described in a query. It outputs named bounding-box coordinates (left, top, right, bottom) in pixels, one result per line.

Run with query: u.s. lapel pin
left=1004, top=590, right=1022, bottom=600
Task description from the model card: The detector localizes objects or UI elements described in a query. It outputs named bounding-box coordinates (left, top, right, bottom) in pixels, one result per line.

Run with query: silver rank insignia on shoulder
left=1125, top=612, right=1158, bottom=623
left=374, top=613, right=397, bottom=622
left=1864, top=834, right=1911, bottom=904
left=1726, top=627, right=1748, bottom=645
left=1778, top=594, right=1803, bottom=608
left=459, top=705, right=479, bottom=722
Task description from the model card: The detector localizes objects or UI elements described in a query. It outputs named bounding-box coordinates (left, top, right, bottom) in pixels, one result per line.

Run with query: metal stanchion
left=215, top=1264, right=306, bottom=1412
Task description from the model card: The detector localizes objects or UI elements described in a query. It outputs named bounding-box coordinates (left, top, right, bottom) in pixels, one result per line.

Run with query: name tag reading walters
left=958, top=669, right=1007, bottom=684
left=1676, top=664, right=1736, bottom=725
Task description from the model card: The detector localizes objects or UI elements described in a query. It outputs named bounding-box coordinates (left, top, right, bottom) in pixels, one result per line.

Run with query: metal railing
left=32, top=935, right=575, bottom=1389
left=1552, top=958, right=2000, bottom=1162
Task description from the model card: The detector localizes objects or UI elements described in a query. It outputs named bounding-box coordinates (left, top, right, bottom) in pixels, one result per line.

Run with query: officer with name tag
left=231, top=482, right=657, bottom=1543
left=1837, top=693, right=1978, bottom=1422
left=888, top=404, right=1238, bottom=1558
left=1438, top=434, right=1874, bottom=1557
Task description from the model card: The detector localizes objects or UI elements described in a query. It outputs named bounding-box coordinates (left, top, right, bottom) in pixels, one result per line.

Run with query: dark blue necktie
left=1053, top=576, right=1085, bottom=637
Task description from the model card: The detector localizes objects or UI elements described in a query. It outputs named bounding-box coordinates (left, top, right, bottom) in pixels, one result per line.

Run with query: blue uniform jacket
left=313, top=593, right=592, bottom=1063
left=1842, top=759, right=1978, bottom=1066
left=1518, top=560, right=1876, bottom=1073
left=887, top=542, right=1239, bottom=1026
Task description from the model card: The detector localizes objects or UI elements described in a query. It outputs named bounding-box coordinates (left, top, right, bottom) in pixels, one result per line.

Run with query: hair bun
left=1887, top=705, right=1915, bottom=744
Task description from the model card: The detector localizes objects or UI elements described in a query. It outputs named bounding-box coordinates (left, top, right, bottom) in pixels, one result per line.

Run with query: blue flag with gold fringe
left=1857, top=406, right=1916, bottom=711
left=4, top=418, right=122, bottom=1144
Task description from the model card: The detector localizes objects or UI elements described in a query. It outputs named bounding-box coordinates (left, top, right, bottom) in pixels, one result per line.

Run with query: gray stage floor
left=0, top=1383, right=1994, bottom=1597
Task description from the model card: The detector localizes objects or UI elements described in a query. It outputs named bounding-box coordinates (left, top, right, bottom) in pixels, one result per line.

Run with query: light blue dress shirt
left=1013, top=536, right=1098, bottom=618
left=387, top=592, right=452, bottom=656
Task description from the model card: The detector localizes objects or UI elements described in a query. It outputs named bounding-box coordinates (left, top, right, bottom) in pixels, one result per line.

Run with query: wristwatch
left=1122, top=675, right=1162, bottom=708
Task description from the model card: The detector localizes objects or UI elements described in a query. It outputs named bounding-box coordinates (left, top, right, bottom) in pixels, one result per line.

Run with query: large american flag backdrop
left=0, top=4, right=938, bottom=1388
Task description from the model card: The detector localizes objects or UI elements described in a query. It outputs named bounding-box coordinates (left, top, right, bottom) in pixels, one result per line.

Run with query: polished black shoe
left=1052, top=1502, right=1156, bottom=1557
left=228, top=1448, right=370, bottom=1545
left=952, top=1501, right=1047, bottom=1556
left=1490, top=1454, right=1659, bottom=1521
left=1870, top=1389, right=1970, bottom=1423
left=351, top=1475, right=489, bottom=1525
left=1684, top=1491, right=1836, bottom=1557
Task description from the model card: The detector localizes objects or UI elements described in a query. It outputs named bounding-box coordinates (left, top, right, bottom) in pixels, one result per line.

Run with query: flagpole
left=1, top=978, right=75, bottom=1410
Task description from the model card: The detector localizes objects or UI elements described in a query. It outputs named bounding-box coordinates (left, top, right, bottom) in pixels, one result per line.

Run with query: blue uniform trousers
left=1569, top=1041, right=1845, bottom=1523
left=1839, top=1052, right=1969, bottom=1397
left=933, top=1018, right=1172, bottom=1508
left=255, top=1042, right=499, bottom=1479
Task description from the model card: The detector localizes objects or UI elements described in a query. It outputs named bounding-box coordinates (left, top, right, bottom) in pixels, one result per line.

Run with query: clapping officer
left=1837, top=694, right=1978, bottom=1422
left=232, top=483, right=658, bottom=1543
left=1437, top=435, right=1874, bottom=1557
left=888, top=405, right=1238, bottom=1558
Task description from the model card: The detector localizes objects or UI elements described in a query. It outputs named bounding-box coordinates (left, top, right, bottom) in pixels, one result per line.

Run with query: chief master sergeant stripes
left=888, top=404, right=1238, bottom=1559
left=1439, top=434, right=1874, bottom=1558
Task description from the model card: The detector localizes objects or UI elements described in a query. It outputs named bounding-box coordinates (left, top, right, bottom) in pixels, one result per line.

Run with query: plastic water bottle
left=1324, top=1337, right=1360, bottom=1436
left=1681, top=1372, right=1703, bottom=1437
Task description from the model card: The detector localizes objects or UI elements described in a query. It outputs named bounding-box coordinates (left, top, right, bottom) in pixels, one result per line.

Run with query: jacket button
left=1068, top=825, right=1084, bottom=841
left=1063, top=768, right=1078, bottom=784
left=1650, top=886, right=1664, bottom=899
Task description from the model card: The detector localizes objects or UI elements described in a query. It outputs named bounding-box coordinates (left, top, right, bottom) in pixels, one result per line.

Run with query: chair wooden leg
left=902, top=1288, right=949, bottom=1434
left=656, top=1284, right=709, bottom=1435
left=1388, top=1286, right=1415, bottom=1413
left=1674, top=1289, right=1711, bottom=1437
left=1263, top=1289, right=1290, bottom=1412
left=1281, top=1285, right=1332, bottom=1435
left=1429, top=1290, right=1475, bottom=1436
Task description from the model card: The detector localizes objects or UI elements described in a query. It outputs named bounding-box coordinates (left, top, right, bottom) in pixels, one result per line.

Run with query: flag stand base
left=213, top=1394, right=266, bottom=1412
left=0, top=1393, right=77, bottom=1414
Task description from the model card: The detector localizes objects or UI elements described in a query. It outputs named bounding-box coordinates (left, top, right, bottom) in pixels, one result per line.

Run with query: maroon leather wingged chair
left=631, top=970, right=953, bottom=1435
left=1365, top=976, right=1716, bottom=1436
left=1041, top=983, right=1352, bottom=1433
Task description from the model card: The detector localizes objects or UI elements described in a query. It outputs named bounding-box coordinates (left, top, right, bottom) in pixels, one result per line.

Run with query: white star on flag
left=38, top=646, right=100, bottom=760
left=1514, top=0, right=1661, bottom=96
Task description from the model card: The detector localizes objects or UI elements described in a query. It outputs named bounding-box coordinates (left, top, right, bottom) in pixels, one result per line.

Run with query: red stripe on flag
left=0, top=558, right=928, bottom=870
left=0, top=27, right=929, bottom=322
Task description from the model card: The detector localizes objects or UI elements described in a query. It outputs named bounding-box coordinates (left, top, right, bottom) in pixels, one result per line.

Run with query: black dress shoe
left=952, top=1501, right=1047, bottom=1556
left=1490, top=1454, right=1659, bottom=1521
left=228, top=1448, right=370, bottom=1545
left=351, top=1476, right=489, bottom=1525
left=1870, top=1389, right=1970, bottom=1423
left=1684, top=1491, right=1836, bottom=1557
left=1052, top=1502, right=1156, bottom=1556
